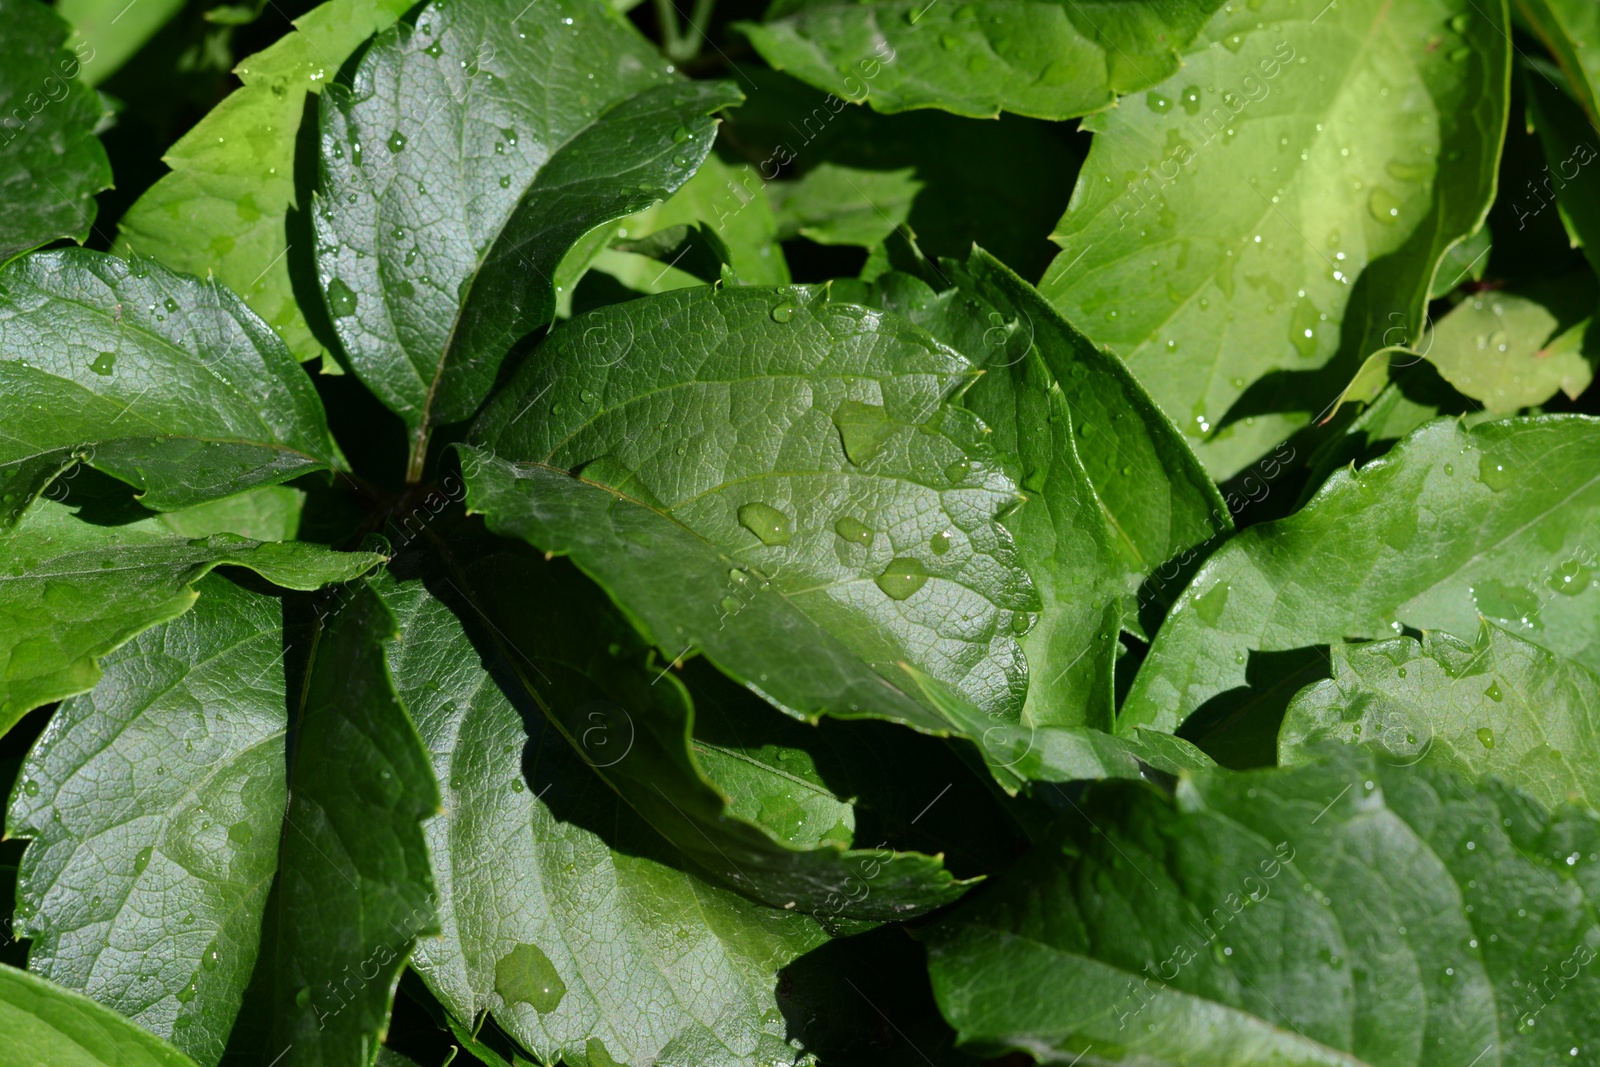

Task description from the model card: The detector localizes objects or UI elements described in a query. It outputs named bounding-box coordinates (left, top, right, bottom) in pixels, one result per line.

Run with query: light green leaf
left=0, top=0, right=111, bottom=264
left=1281, top=622, right=1600, bottom=809
left=1421, top=281, right=1595, bottom=412
left=240, top=581, right=439, bottom=1067
left=1040, top=0, right=1511, bottom=478
left=374, top=573, right=832, bottom=1067
left=740, top=0, right=1223, bottom=119
left=464, top=283, right=1038, bottom=733
left=1123, top=416, right=1600, bottom=735
left=7, top=576, right=289, bottom=1065
left=921, top=746, right=1600, bottom=1065
left=56, top=0, right=185, bottom=88
left=115, top=0, right=414, bottom=362
left=769, top=162, right=922, bottom=247
left=0, top=250, right=341, bottom=527
left=313, top=0, right=742, bottom=475
left=617, top=153, right=790, bottom=285
left=149, top=486, right=305, bottom=543
left=0, top=962, right=200, bottom=1067
left=0, top=497, right=383, bottom=738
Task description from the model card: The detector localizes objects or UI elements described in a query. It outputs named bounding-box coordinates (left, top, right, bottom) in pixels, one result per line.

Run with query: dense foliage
left=2, top=0, right=1599, bottom=1063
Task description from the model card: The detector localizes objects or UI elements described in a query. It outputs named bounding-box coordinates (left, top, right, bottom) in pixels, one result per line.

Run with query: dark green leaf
left=922, top=745, right=1600, bottom=1064
left=372, top=572, right=834, bottom=1067
left=418, top=543, right=974, bottom=920
left=1124, top=416, right=1600, bottom=735
left=245, top=581, right=439, bottom=1067
left=0, top=498, right=383, bottom=737
left=465, top=283, right=1038, bottom=732
left=8, top=575, right=288, bottom=1064
left=0, top=0, right=110, bottom=264
left=0, top=250, right=342, bottom=526
left=312, top=0, right=741, bottom=472
left=1519, top=0, right=1600, bottom=128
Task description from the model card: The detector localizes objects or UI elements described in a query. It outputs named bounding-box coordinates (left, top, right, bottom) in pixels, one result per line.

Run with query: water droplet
left=424, top=41, right=443, bottom=57
left=1146, top=91, right=1172, bottom=113
left=201, top=949, right=220, bottom=971
left=876, top=557, right=929, bottom=601
left=1368, top=187, right=1402, bottom=223
left=1477, top=454, right=1515, bottom=491
left=832, top=400, right=896, bottom=465
left=325, top=278, right=358, bottom=318
left=1484, top=681, right=1503, bottom=703
left=1289, top=298, right=1321, bottom=358
left=1477, top=726, right=1495, bottom=749
left=929, top=530, right=952, bottom=555
left=163, top=297, right=179, bottom=313
left=672, top=125, right=691, bottom=143
left=945, top=460, right=971, bottom=483
left=502, top=127, right=518, bottom=146
left=495, top=944, right=566, bottom=1013
left=134, top=845, right=154, bottom=875
left=738, top=502, right=792, bottom=546
left=387, top=130, right=407, bottom=153
left=1194, top=581, right=1230, bottom=625
left=499, top=175, right=512, bottom=188
left=227, top=821, right=254, bottom=846
left=833, top=516, right=874, bottom=546
left=90, top=352, right=116, bottom=376
left=22, top=779, right=38, bottom=797
left=1180, top=85, right=1201, bottom=115
left=770, top=300, right=798, bottom=323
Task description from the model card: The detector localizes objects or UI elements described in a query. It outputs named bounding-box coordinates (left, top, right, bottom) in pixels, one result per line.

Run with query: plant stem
left=658, top=0, right=717, bottom=63
left=405, top=428, right=430, bottom=485
left=653, top=0, right=684, bottom=58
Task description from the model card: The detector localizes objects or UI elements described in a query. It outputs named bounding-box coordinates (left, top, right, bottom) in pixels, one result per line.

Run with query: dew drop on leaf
left=1368, top=187, right=1402, bottom=223
left=326, top=278, right=358, bottom=318
left=495, top=943, right=567, bottom=1013
left=737, top=502, right=792, bottom=545
left=89, top=352, right=115, bottom=376
left=832, top=400, right=895, bottom=464
left=876, top=557, right=929, bottom=600
left=833, top=516, right=874, bottom=545
left=134, top=845, right=154, bottom=875
left=387, top=130, right=407, bottom=153
left=1477, top=726, right=1495, bottom=748
left=770, top=300, right=798, bottom=323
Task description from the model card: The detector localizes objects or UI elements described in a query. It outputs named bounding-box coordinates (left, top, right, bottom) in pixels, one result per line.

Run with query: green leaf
left=0, top=962, right=200, bottom=1067
left=0, top=0, right=111, bottom=264
left=1420, top=280, right=1595, bottom=413
left=1281, top=622, right=1600, bottom=810
left=312, top=0, right=742, bottom=475
left=739, top=0, right=1223, bottom=120
left=372, top=573, right=833, bottom=1067
left=1519, top=0, right=1600, bottom=129
left=921, top=745, right=1600, bottom=1064
left=114, top=0, right=414, bottom=362
left=464, top=283, right=1038, bottom=732
left=721, top=64, right=1080, bottom=279
left=55, top=0, right=185, bottom=88
left=868, top=249, right=1228, bottom=726
left=1526, top=61, right=1600, bottom=281
left=0, top=250, right=342, bottom=526
left=1039, top=0, right=1511, bottom=478
left=1430, top=222, right=1492, bottom=297
left=7, top=575, right=289, bottom=1064
left=0, top=498, right=382, bottom=738
left=438, top=541, right=977, bottom=920
left=610, top=153, right=790, bottom=286
left=770, top=162, right=922, bottom=247
left=1123, top=416, right=1600, bottom=735
left=242, top=581, right=438, bottom=1067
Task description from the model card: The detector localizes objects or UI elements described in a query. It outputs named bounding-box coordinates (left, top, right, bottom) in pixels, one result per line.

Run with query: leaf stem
left=405, top=429, right=431, bottom=485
